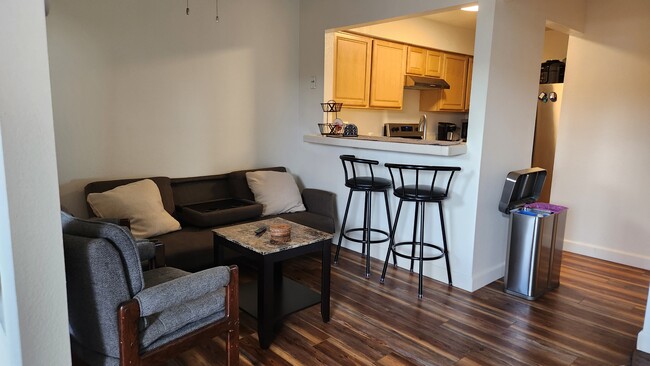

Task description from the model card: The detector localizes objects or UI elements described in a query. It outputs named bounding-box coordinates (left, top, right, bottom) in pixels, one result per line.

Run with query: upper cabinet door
left=333, top=32, right=372, bottom=107
left=370, top=40, right=406, bottom=109
left=464, top=56, right=473, bottom=111
left=424, top=50, right=443, bottom=77
left=439, top=53, right=469, bottom=111
left=405, top=46, right=426, bottom=75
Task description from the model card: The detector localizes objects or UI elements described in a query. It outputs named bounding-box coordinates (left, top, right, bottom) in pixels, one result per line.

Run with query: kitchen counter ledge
left=303, top=135, right=467, bottom=156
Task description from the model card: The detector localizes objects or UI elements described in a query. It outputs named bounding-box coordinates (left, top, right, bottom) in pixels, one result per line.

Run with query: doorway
left=531, top=27, right=569, bottom=203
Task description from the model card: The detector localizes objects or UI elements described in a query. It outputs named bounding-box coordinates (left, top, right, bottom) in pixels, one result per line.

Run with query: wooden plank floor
left=166, top=247, right=649, bottom=366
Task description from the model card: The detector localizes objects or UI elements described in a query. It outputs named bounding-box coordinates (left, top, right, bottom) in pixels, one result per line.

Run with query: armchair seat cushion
left=142, top=266, right=188, bottom=288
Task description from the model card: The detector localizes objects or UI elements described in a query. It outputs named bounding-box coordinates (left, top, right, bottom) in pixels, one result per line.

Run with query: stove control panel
left=384, top=123, right=424, bottom=139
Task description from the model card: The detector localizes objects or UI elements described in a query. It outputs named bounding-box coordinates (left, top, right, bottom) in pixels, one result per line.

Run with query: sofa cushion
left=245, top=171, right=306, bottom=216
left=87, top=179, right=181, bottom=239
left=85, top=176, right=175, bottom=217
left=228, top=167, right=286, bottom=201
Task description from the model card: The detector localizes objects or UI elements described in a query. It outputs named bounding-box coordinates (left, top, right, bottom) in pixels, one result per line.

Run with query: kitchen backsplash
left=336, top=89, right=467, bottom=140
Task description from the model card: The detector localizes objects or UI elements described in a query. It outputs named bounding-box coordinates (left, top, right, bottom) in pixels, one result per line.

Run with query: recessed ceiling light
left=461, top=5, right=479, bottom=12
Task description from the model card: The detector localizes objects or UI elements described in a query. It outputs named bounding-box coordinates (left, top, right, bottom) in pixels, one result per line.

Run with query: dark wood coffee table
left=213, top=217, right=333, bottom=349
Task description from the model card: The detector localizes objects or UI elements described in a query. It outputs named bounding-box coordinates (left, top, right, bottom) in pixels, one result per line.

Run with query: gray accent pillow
left=245, top=171, right=306, bottom=216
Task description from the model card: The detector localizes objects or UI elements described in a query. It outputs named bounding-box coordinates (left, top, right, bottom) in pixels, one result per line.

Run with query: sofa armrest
left=92, top=217, right=165, bottom=268
left=134, top=239, right=165, bottom=269
left=135, top=239, right=156, bottom=261
left=153, top=241, right=165, bottom=268
left=302, top=188, right=335, bottom=219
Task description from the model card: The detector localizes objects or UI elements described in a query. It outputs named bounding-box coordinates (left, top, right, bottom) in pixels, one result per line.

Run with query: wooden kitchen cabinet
left=370, top=40, right=406, bottom=108
left=464, top=56, right=473, bottom=111
left=439, top=53, right=469, bottom=110
left=406, top=46, right=426, bottom=75
left=333, top=32, right=372, bottom=107
left=425, top=49, right=443, bottom=77
left=406, top=47, right=442, bottom=78
left=419, top=52, right=471, bottom=112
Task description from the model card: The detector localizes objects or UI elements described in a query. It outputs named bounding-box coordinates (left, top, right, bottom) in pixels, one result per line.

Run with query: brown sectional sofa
left=84, top=167, right=336, bottom=272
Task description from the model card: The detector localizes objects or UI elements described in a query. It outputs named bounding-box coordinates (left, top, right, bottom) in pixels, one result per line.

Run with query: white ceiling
left=423, top=10, right=477, bottom=30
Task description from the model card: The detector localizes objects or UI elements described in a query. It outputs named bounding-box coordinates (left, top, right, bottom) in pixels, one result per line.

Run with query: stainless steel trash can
left=498, top=168, right=568, bottom=300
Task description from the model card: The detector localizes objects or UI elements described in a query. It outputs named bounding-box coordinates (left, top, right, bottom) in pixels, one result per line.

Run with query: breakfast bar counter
left=303, top=134, right=467, bottom=156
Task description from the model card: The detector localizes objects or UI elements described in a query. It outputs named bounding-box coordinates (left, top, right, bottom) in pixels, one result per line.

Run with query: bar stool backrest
left=340, top=154, right=380, bottom=185
left=384, top=163, right=461, bottom=201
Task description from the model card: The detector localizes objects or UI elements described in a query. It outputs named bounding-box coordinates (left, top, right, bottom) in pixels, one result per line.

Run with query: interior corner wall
left=551, top=0, right=650, bottom=268
left=469, top=0, right=547, bottom=289
left=47, top=0, right=300, bottom=217
left=0, top=1, right=71, bottom=365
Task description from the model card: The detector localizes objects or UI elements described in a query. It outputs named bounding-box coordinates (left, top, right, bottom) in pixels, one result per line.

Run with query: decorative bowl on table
left=269, top=224, right=291, bottom=243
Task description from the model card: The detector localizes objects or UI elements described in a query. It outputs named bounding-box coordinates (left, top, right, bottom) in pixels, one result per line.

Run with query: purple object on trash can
left=524, top=202, right=567, bottom=213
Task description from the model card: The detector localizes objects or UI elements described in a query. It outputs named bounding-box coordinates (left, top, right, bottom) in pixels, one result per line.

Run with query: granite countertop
left=303, top=134, right=467, bottom=156
left=213, top=217, right=333, bottom=255
left=352, top=135, right=463, bottom=145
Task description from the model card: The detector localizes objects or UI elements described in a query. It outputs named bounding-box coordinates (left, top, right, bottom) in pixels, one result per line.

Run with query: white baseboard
left=563, top=239, right=650, bottom=270
left=467, top=239, right=650, bottom=292
left=470, top=262, right=505, bottom=292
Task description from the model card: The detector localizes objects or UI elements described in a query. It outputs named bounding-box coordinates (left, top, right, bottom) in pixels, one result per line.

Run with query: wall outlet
left=310, top=76, right=317, bottom=89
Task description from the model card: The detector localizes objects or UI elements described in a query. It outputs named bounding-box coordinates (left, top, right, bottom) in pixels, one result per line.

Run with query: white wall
left=47, top=0, right=300, bottom=217
left=470, top=0, right=551, bottom=288
left=552, top=0, right=650, bottom=268
left=350, top=16, right=475, bottom=55
left=470, top=0, right=585, bottom=288
left=0, top=1, right=71, bottom=365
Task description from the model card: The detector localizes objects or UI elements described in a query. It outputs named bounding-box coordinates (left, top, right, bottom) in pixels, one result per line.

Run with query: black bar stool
left=380, top=163, right=460, bottom=298
left=334, top=155, right=395, bottom=278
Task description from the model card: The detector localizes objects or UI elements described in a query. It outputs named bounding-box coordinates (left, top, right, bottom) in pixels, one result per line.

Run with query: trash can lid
left=498, top=167, right=547, bottom=214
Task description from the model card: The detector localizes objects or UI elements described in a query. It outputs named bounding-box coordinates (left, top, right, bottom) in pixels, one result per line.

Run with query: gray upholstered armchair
left=61, top=211, right=239, bottom=365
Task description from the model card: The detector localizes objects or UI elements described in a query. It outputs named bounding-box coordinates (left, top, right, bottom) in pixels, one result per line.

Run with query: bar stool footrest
left=391, top=241, right=445, bottom=261
left=343, top=228, right=390, bottom=244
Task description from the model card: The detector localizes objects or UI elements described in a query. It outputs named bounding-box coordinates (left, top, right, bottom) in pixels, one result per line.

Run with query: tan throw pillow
left=87, top=179, right=181, bottom=239
left=245, top=171, right=306, bottom=216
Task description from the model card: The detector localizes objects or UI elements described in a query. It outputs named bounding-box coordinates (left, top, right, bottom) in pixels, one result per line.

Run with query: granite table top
left=213, top=217, right=333, bottom=255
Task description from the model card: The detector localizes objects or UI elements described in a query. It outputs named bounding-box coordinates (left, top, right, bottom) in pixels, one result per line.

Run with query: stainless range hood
left=404, top=75, right=450, bottom=90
